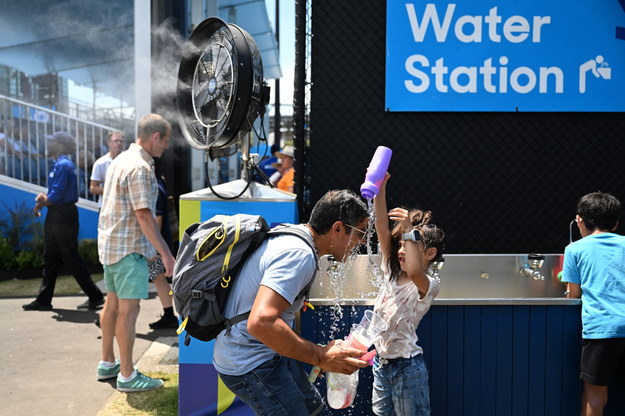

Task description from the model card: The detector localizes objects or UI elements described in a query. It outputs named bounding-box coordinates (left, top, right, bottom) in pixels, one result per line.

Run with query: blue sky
left=265, top=0, right=296, bottom=116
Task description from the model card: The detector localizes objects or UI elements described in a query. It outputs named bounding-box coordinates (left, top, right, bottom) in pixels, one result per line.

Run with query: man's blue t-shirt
left=47, top=154, right=78, bottom=205
left=562, top=233, right=625, bottom=339
left=213, top=225, right=317, bottom=376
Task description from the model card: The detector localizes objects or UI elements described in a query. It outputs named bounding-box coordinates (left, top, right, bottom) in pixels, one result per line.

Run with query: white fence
left=0, top=95, right=120, bottom=201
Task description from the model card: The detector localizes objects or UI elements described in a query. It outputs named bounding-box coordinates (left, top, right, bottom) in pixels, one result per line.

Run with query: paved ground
left=0, top=284, right=178, bottom=416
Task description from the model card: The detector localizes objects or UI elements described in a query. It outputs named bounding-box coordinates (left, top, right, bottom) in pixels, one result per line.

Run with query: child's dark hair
left=577, top=192, right=621, bottom=232
left=387, top=208, right=445, bottom=281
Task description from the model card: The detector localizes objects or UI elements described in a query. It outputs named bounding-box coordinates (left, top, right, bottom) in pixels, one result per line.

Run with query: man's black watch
left=401, top=229, right=421, bottom=242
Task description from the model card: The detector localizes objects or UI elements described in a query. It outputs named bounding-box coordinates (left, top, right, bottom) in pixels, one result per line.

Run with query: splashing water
left=324, top=247, right=360, bottom=340
left=320, top=199, right=388, bottom=342
left=314, top=200, right=389, bottom=415
left=363, top=199, right=385, bottom=296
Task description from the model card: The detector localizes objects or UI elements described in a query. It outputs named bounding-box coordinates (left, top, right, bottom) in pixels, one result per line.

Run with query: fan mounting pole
left=240, top=132, right=251, bottom=182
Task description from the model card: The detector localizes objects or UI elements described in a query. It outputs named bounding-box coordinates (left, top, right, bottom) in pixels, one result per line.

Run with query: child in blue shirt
left=562, top=192, right=625, bottom=415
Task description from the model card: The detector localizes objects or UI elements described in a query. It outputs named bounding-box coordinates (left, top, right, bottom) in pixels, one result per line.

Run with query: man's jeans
left=372, top=354, right=431, bottom=416
left=219, top=355, right=324, bottom=416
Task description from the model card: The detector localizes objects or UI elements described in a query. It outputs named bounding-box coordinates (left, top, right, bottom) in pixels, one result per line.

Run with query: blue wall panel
left=511, top=306, right=530, bottom=416
left=479, top=308, right=497, bottom=416
left=561, top=306, right=582, bottom=415
left=495, top=306, right=514, bottom=415
left=544, top=306, right=564, bottom=415
left=428, top=306, right=448, bottom=415
left=606, top=377, right=625, bottom=416
left=528, top=306, right=547, bottom=415
left=446, top=306, right=464, bottom=415
left=178, top=363, right=254, bottom=416
left=0, top=182, right=98, bottom=241
left=177, top=198, right=298, bottom=416
left=199, top=200, right=297, bottom=228
left=297, top=303, right=620, bottom=416
left=463, top=307, right=480, bottom=413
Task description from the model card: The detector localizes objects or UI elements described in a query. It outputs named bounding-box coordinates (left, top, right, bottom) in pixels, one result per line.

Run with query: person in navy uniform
left=23, top=131, right=104, bottom=311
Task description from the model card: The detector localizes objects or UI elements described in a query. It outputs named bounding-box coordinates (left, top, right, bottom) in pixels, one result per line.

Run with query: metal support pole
left=274, top=0, right=281, bottom=147
left=293, top=0, right=306, bottom=219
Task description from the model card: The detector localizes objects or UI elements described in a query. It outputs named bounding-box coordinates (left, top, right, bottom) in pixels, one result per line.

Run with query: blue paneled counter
left=299, top=299, right=625, bottom=416
left=176, top=248, right=625, bottom=415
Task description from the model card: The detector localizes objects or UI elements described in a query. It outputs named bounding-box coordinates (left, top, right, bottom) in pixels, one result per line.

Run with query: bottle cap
left=360, top=182, right=378, bottom=199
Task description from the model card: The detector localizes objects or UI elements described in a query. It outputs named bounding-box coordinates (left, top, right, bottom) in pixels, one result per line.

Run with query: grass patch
left=98, top=372, right=178, bottom=416
left=0, top=273, right=104, bottom=297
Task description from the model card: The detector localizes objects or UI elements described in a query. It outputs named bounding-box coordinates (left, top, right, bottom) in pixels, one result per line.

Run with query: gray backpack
left=172, top=214, right=317, bottom=344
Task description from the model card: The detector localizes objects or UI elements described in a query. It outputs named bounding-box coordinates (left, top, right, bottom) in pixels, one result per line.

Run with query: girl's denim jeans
left=372, top=353, right=431, bottom=416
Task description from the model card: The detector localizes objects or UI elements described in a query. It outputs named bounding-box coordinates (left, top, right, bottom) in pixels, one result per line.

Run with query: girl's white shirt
left=373, top=262, right=439, bottom=359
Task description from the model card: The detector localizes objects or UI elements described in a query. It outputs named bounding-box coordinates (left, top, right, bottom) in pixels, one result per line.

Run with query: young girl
left=371, top=173, right=445, bottom=416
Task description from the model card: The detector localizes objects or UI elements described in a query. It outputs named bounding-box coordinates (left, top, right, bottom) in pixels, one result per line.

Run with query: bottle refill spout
left=430, top=257, right=445, bottom=283
left=519, top=254, right=546, bottom=280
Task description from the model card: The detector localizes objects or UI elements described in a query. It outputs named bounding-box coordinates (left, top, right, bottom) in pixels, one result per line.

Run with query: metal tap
left=430, top=257, right=445, bottom=283
left=519, top=254, right=545, bottom=280
left=326, top=255, right=339, bottom=274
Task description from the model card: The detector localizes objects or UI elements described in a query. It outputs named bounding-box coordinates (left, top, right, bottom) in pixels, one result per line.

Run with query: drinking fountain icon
left=579, top=55, right=611, bottom=93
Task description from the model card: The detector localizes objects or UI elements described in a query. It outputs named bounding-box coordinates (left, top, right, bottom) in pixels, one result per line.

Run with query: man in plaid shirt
left=95, top=114, right=176, bottom=392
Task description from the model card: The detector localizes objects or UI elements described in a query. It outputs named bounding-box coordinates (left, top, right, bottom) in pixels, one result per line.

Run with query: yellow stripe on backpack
left=220, top=215, right=242, bottom=288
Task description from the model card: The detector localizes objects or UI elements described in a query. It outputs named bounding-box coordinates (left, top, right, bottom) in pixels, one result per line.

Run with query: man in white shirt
left=90, top=131, right=124, bottom=207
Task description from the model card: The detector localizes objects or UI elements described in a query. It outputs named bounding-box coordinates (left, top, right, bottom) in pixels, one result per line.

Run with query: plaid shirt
left=97, top=143, right=157, bottom=265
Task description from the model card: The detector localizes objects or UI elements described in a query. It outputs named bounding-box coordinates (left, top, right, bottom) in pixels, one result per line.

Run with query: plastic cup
left=326, top=311, right=389, bottom=409
left=345, top=310, right=389, bottom=351
left=353, top=310, right=388, bottom=343
left=346, top=327, right=370, bottom=351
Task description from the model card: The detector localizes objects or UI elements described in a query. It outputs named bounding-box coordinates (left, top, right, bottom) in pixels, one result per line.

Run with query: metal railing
left=0, top=94, right=121, bottom=201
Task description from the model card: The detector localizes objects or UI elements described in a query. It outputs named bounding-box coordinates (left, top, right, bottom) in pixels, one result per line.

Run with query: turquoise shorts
left=103, top=253, right=149, bottom=299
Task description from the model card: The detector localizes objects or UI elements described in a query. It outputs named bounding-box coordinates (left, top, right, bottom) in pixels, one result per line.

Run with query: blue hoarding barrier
left=177, top=181, right=297, bottom=416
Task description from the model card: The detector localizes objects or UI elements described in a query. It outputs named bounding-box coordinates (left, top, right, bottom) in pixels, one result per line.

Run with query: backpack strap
left=224, top=225, right=319, bottom=336
left=267, top=225, right=319, bottom=270
left=224, top=312, right=251, bottom=335
left=267, top=225, right=319, bottom=301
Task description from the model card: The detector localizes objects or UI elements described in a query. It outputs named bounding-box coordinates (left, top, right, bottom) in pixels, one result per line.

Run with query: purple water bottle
left=360, top=146, right=392, bottom=199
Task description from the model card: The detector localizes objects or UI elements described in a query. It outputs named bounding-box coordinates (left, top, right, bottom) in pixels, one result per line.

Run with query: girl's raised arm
left=374, top=173, right=392, bottom=262
left=401, top=232, right=430, bottom=296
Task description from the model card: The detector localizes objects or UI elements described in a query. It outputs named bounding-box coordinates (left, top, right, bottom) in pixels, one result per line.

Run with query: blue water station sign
left=386, top=1, right=625, bottom=111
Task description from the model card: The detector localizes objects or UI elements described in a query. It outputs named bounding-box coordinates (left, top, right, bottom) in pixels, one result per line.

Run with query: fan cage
left=177, top=17, right=264, bottom=151
left=191, top=26, right=235, bottom=132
